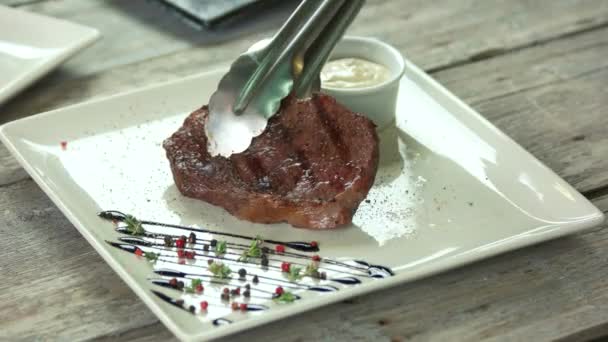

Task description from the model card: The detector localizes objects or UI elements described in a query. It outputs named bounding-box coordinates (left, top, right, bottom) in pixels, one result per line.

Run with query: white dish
left=0, top=5, right=99, bottom=105
left=0, top=59, right=604, bottom=341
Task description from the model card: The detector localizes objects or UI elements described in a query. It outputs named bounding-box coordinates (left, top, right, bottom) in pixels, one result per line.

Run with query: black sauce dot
left=188, top=232, right=197, bottom=244
left=261, top=254, right=269, bottom=267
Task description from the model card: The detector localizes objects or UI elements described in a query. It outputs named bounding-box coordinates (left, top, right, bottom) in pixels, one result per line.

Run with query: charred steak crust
left=163, top=93, right=379, bottom=229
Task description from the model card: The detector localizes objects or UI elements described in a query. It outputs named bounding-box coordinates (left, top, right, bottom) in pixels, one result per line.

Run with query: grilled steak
left=163, top=93, right=379, bottom=229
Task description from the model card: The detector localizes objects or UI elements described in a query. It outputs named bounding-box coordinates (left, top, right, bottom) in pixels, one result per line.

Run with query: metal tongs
left=206, top=0, right=365, bottom=157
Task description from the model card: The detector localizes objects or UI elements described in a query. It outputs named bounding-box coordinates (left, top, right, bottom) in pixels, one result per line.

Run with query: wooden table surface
left=1, top=0, right=608, bottom=341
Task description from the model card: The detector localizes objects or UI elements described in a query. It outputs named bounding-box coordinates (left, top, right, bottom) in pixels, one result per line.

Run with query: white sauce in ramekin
left=321, top=58, right=390, bottom=89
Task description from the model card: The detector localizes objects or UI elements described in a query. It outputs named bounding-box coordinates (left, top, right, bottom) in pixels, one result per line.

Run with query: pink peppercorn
left=200, top=301, right=208, bottom=311
left=185, top=251, right=196, bottom=259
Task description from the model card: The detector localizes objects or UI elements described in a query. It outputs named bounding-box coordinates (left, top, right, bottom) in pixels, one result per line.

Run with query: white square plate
left=1, top=60, right=604, bottom=341
left=0, top=5, right=99, bottom=105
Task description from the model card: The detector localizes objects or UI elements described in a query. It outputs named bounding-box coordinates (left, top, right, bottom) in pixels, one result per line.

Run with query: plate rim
left=1, top=63, right=605, bottom=341
left=0, top=4, right=101, bottom=104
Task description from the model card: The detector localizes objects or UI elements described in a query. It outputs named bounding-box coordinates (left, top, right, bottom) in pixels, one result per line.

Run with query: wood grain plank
left=2, top=0, right=608, bottom=121
left=19, top=0, right=608, bottom=76
left=0, top=146, right=27, bottom=187
left=18, top=0, right=296, bottom=80
left=432, top=27, right=608, bottom=194
left=90, top=322, right=176, bottom=342
left=0, top=0, right=46, bottom=6
left=0, top=180, right=161, bottom=341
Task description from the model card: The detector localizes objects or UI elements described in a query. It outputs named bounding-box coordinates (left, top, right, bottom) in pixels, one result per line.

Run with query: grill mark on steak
left=163, top=93, right=379, bottom=229
left=317, top=97, right=349, bottom=163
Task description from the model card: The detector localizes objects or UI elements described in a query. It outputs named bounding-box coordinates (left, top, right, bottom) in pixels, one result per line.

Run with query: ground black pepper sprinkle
left=245, top=284, right=251, bottom=290
left=253, top=275, right=259, bottom=284
left=210, top=239, right=218, bottom=247
left=188, top=305, right=195, bottom=314
left=203, top=244, right=209, bottom=251
left=238, top=268, right=247, bottom=278
left=164, top=236, right=173, bottom=247
left=262, top=247, right=270, bottom=254
left=243, top=290, right=251, bottom=298
left=177, top=281, right=185, bottom=290
left=320, top=272, right=327, bottom=280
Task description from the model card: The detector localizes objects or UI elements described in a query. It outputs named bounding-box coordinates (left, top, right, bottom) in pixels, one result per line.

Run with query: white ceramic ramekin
left=321, top=36, right=406, bottom=129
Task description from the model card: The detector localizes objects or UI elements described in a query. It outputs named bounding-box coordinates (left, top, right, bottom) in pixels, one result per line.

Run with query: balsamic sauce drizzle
left=101, top=210, right=394, bottom=326
left=117, top=233, right=370, bottom=273
left=117, top=236, right=371, bottom=278
left=213, top=318, right=233, bottom=326
left=99, top=210, right=318, bottom=252
left=106, top=241, right=340, bottom=292
left=150, top=278, right=277, bottom=300
left=152, top=290, right=268, bottom=314
left=152, top=267, right=339, bottom=292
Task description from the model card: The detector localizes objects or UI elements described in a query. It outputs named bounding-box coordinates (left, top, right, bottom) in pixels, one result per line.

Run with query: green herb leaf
left=124, top=215, right=145, bottom=236
left=144, top=251, right=159, bottom=263
left=287, top=266, right=302, bottom=282
left=191, top=278, right=202, bottom=288
left=182, top=278, right=203, bottom=293
left=304, top=262, right=319, bottom=278
left=209, top=261, right=232, bottom=279
left=274, top=291, right=297, bottom=303
left=238, top=235, right=264, bottom=262
left=215, top=240, right=227, bottom=255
